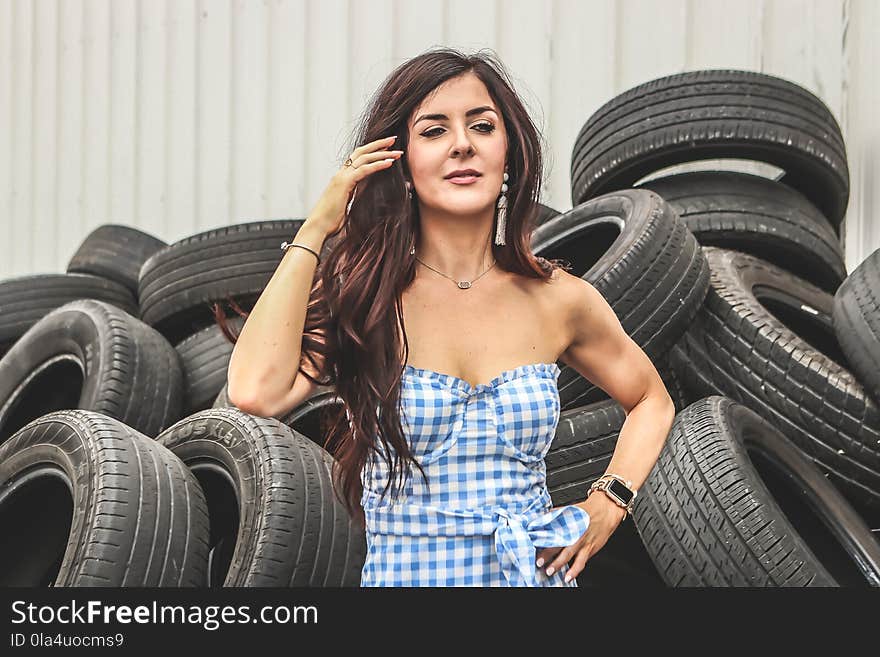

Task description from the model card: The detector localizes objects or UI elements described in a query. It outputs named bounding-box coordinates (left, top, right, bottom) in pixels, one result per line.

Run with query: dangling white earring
left=494, top=171, right=509, bottom=246
left=406, top=181, right=416, bottom=255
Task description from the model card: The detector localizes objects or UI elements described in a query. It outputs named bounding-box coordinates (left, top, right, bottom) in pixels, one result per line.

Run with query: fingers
left=348, top=152, right=402, bottom=182
left=565, top=548, right=592, bottom=582
left=351, top=135, right=398, bottom=160
left=543, top=545, right=576, bottom=578
left=535, top=547, right=560, bottom=569
left=345, top=139, right=404, bottom=180
left=358, top=149, right=404, bottom=167
left=343, top=135, right=404, bottom=181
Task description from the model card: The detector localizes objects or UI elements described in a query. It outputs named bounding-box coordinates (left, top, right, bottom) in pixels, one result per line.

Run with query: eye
left=421, top=122, right=496, bottom=138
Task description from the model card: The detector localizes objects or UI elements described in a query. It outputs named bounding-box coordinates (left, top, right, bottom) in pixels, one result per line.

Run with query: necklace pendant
left=457, top=281, right=472, bottom=289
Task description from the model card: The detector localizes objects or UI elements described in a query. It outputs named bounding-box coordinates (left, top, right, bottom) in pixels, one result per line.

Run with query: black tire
left=669, top=247, right=880, bottom=524
left=138, top=219, right=314, bottom=344
left=175, top=316, right=245, bottom=414
left=0, top=409, right=210, bottom=586
left=67, top=224, right=167, bottom=296
left=279, top=388, right=344, bottom=446
left=212, top=383, right=233, bottom=409
left=156, top=408, right=367, bottom=587
left=212, top=380, right=337, bottom=440
left=571, top=69, right=849, bottom=229
left=640, top=171, right=846, bottom=293
left=531, top=188, right=710, bottom=409
left=633, top=396, right=880, bottom=586
left=534, top=202, right=562, bottom=228
left=0, top=273, right=138, bottom=357
left=547, top=400, right=623, bottom=507
left=0, top=299, right=184, bottom=447
left=833, top=248, right=880, bottom=406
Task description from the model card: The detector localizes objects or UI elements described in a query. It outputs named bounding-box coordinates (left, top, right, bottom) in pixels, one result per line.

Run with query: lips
left=444, top=170, right=482, bottom=179
left=447, top=175, right=480, bottom=184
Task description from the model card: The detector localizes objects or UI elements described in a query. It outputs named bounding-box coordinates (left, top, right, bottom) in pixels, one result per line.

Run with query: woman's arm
left=226, top=220, right=329, bottom=416
left=536, top=272, right=678, bottom=580
left=556, top=272, right=677, bottom=496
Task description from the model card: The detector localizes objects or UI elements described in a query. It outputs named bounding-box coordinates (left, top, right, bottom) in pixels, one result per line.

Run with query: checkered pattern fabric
left=359, top=362, right=591, bottom=587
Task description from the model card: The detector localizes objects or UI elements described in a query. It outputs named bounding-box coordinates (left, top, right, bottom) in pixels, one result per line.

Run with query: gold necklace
left=413, top=256, right=497, bottom=290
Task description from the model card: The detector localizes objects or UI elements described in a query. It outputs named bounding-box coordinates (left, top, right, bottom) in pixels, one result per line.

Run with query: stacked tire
left=538, top=69, right=880, bottom=587
left=0, top=222, right=365, bottom=587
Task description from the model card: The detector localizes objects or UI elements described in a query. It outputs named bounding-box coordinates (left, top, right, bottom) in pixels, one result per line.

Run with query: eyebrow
left=413, top=106, right=498, bottom=126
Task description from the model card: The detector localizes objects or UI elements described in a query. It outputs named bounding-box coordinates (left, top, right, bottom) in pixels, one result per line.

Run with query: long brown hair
left=215, top=47, right=568, bottom=528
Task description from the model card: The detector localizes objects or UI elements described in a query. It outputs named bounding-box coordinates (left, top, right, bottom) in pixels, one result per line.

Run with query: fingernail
left=536, top=557, right=544, bottom=567
left=546, top=567, right=555, bottom=576
left=564, top=574, right=572, bottom=583
left=389, top=135, right=397, bottom=142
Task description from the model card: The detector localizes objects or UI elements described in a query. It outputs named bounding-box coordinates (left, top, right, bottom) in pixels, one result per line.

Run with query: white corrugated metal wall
left=0, top=0, right=877, bottom=279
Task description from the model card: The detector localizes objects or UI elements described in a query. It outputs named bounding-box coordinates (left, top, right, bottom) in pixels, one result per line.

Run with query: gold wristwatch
left=589, top=474, right=637, bottom=518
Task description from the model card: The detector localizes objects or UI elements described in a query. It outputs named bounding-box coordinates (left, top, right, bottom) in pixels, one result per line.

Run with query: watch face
left=608, top=479, right=634, bottom=505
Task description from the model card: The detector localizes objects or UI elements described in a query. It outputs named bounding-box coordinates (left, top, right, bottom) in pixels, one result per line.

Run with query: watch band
left=594, top=472, right=634, bottom=489
left=589, top=474, right=637, bottom=516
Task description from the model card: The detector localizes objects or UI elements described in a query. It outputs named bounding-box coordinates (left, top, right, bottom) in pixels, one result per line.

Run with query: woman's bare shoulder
left=543, top=268, right=599, bottom=340
left=521, top=264, right=576, bottom=297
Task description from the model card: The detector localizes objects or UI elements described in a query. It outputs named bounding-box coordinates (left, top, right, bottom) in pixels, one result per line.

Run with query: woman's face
left=405, top=71, right=509, bottom=217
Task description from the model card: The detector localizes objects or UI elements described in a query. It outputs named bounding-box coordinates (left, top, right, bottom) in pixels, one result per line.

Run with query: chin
left=441, top=204, right=492, bottom=216
left=433, top=195, right=493, bottom=209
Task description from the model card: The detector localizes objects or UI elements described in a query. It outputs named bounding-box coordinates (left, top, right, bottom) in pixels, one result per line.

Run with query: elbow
left=226, top=353, right=266, bottom=415
left=655, top=377, right=677, bottom=425
left=227, top=380, right=271, bottom=418
left=640, top=389, right=676, bottom=440
left=656, top=387, right=676, bottom=421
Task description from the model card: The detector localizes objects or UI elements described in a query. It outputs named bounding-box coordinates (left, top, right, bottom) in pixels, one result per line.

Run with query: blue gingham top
left=359, top=361, right=592, bottom=587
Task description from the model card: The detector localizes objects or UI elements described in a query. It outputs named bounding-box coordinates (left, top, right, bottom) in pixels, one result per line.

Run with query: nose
left=450, top=125, right=475, bottom=157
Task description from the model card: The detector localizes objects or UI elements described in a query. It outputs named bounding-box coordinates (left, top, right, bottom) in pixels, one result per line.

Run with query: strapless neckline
left=402, top=362, right=561, bottom=395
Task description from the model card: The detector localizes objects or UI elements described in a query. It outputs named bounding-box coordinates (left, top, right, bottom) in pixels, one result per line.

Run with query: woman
left=225, top=48, right=676, bottom=587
